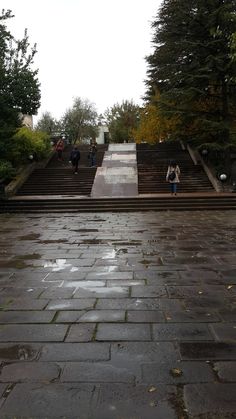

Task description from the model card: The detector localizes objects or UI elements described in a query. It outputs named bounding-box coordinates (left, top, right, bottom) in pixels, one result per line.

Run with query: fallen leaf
left=148, top=386, right=157, bottom=393
left=170, top=368, right=183, bottom=377
left=227, top=285, right=233, bottom=289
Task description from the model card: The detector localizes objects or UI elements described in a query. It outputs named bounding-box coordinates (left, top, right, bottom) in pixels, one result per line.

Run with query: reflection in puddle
left=62, top=281, right=105, bottom=288
left=43, top=259, right=78, bottom=272
left=102, top=249, right=116, bottom=259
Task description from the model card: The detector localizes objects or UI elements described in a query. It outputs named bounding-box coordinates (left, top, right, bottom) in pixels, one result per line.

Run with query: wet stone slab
left=153, top=323, right=214, bottom=341
left=179, top=342, right=236, bottom=360
left=141, top=360, right=214, bottom=384
left=0, top=310, right=56, bottom=323
left=39, top=342, right=110, bottom=361
left=0, top=212, right=236, bottom=417
left=61, top=362, right=135, bottom=383
left=214, top=362, right=236, bottom=382
left=0, top=383, right=95, bottom=418
left=0, top=324, right=68, bottom=342
left=66, top=323, right=96, bottom=342
left=0, top=361, right=61, bottom=382
left=96, top=323, right=151, bottom=341
left=45, top=298, right=96, bottom=310
left=0, top=343, right=41, bottom=361
left=184, top=383, right=236, bottom=417
left=92, top=383, right=177, bottom=419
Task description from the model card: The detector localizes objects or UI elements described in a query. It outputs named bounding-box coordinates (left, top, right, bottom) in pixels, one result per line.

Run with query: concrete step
left=1, top=196, right=236, bottom=213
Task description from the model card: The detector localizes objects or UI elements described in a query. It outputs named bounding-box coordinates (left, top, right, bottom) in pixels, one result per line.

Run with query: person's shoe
left=74, top=172, right=78, bottom=174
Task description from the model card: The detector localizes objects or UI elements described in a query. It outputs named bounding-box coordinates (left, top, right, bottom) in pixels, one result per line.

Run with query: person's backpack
left=168, top=171, right=176, bottom=181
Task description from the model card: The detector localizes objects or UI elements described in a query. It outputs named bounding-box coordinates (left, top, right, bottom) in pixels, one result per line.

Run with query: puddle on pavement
left=18, top=233, right=41, bottom=241
left=112, top=241, right=142, bottom=246
left=102, top=249, right=117, bottom=259
left=80, top=239, right=107, bottom=244
left=16, top=254, right=41, bottom=260
left=38, top=239, right=68, bottom=244
left=0, top=260, right=33, bottom=269
left=72, top=229, right=99, bottom=233
left=43, top=259, right=78, bottom=272
left=0, top=344, right=37, bottom=360
left=62, top=280, right=105, bottom=288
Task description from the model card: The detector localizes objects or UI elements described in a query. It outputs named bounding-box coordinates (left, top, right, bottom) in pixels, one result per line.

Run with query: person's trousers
left=170, top=183, right=177, bottom=193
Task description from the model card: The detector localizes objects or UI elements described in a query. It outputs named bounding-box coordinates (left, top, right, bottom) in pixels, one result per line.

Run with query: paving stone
left=79, top=310, right=125, bottom=322
left=46, top=298, right=96, bottom=310
left=0, top=383, right=94, bottom=418
left=184, top=383, right=236, bottom=417
left=54, top=310, right=86, bottom=323
left=0, top=343, right=41, bottom=361
left=179, top=342, right=236, bottom=360
left=66, top=323, right=96, bottom=342
left=39, top=342, right=110, bottom=361
left=0, top=324, right=67, bottom=342
left=164, top=310, right=221, bottom=322
left=111, top=342, right=179, bottom=369
left=210, top=323, right=236, bottom=341
left=0, top=362, right=61, bottom=382
left=127, top=310, right=165, bottom=323
left=39, top=287, right=75, bottom=299
left=142, top=360, right=214, bottom=384
left=3, top=299, right=49, bottom=310
left=91, top=383, right=177, bottom=419
left=61, top=362, right=135, bottom=383
left=97, top=323, right=151, bottom=341
left=167, top=285, right=228, bottom=298
left=214, top=361, right=236, bottom=382
left=131, top=285, right=167, bottom=298
left=219, top=309, right=236, bottom=322
left=184, top=296, right=232, bottom=310
left=96, top=298, right=182, bottom=311
left=107, top=279, right=145, bottom=286
left=0, top=287, right=44, bottom=298
left=73, top=286, right=129, bottom=298
left=153, top=323, right=214, bottom=341
left=86, top=271, right=133, bottom=280
left=0, top=310, right=56, bottom=323
left=48, top=271, right=87, bottom=280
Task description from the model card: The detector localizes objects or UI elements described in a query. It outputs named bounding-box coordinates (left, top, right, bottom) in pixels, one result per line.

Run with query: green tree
left=104, top=100, right=141, bottom=143
left=35, top=112, right=59, bottom=134
left=62, top=97, right=98, bottom=143
left=145, top=0, right=236, bottom=144
left=0, top=9, right=41, bottom=162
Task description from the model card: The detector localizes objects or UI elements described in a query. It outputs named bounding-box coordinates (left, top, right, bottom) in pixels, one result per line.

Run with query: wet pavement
left=0, top=210, right=235, bottom=418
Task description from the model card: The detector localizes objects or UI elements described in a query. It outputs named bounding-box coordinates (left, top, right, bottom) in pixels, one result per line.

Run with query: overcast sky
left=4, top=0, right=162, bottom=124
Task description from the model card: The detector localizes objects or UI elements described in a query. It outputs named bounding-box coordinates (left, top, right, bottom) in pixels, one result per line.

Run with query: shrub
left=9, top=127, right=51, bottom=165
left=0, top=160, right=15, bottom=180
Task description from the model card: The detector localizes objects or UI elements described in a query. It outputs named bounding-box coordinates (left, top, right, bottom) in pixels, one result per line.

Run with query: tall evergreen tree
left=145, top=0, right=236, bottom=143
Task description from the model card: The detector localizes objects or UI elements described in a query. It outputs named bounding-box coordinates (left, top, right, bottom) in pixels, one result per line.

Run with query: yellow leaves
left=132, top=103, right=179, bottom=144
left=170, top=368, right=183, bottom=377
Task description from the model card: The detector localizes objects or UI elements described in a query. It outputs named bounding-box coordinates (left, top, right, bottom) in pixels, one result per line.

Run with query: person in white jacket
left=166, top=161, right=180, bottom=195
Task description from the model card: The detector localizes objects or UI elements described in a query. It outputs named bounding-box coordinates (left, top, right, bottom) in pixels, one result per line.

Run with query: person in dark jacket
left=88, top=140, right=97, bottom=167
left=69, top=146, right=80, bottom=174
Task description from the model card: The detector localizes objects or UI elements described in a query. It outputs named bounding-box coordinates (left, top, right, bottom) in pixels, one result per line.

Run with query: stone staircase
left=1, top=142, right=236, bottom=213
left=137, top=142, right=214, bottom=194
left=15, top=144, right=108, bottom=197
left=1, top=195, right=236, bottom=213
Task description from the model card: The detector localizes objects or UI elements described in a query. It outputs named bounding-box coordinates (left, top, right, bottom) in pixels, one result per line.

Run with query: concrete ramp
left=91, top=143, right=138, bottom=197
